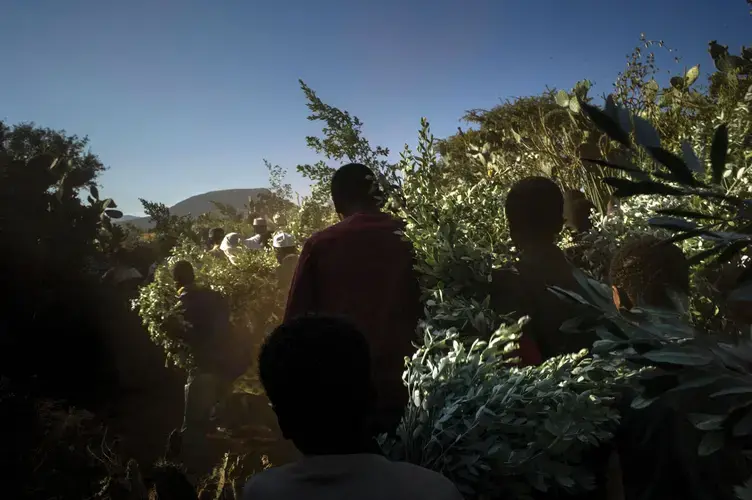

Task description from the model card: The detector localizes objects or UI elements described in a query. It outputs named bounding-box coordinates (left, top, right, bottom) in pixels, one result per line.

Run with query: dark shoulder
left=241, top=466, right=292, bottom=500
left=387, top=462, right=463, bottom=498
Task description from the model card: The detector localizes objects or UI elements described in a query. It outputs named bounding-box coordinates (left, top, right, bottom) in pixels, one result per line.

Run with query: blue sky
left=0, top=0, right=749, bottom=216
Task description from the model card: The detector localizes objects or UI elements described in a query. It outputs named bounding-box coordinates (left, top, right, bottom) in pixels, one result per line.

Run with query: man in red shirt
left=285, top=163, right=422, bottom=437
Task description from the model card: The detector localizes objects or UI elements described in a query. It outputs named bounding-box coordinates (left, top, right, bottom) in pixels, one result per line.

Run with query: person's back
left=287, top=212, right=419, bottom=354
left=244, top=453, right=462, bottom=500
left=285, top=164, right=421, bottom=435
left=242, top=316, right=462, bottom=500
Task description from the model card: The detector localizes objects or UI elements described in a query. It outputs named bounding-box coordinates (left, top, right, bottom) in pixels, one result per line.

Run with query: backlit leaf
left=698, top=431, right=724, bottom=456
left=643, top=348, right=713, bottom=366
left=711, top=124, right=729, bottom=184
left=646, top=146, right=696, bottom=186
left=680, top=142, right=703, bottom=173
left=580, top=101, right=631, bottom=148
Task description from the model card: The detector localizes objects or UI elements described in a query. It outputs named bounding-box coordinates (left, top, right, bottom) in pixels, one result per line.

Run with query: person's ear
left=612, top=285, right=622, bottom=310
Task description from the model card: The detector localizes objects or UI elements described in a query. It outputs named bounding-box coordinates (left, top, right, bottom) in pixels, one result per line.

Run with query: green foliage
left=383, top=321, right=634, bottom=499
left=134, top=240, right=282, bottom=386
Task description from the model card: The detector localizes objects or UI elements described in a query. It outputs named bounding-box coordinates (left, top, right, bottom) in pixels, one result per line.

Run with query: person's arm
left=284, top=239, right=317, bottom=321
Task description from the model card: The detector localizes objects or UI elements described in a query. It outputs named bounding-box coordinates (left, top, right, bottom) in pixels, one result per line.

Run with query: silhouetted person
left=609, top=235, right=690, bottom=312
left=490, top=177, right=596, bottom=364
left=564, top=190, right=596, bottom=234
left=207, top=227, right=226, bottom=259
left=272, top=232, right=298, bottom=294
left=242, top=315, right=463, bottom=500
left=285, top=163, right=422, bottom=437
left=172, top=260, right=232, bottom=472
left=607, top=237, right=748, bottom=500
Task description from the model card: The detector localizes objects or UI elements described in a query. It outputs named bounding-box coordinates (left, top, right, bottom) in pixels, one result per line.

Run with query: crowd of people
left=159, top=162, right=750, bottom=500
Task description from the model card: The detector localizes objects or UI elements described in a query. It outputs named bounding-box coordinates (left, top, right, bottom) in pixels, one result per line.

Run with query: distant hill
left=118, top=188, right=272, bottom=230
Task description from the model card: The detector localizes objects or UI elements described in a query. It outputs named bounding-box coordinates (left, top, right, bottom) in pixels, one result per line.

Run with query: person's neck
left=518, top=242, right=562, bottom=257
left=299, top=436, right=376, bottom=457
left=342, top=206, right=381, bottom=218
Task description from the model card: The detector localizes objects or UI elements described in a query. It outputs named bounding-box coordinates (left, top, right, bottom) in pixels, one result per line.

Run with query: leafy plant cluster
left=382, top=320, right=635, bottom=499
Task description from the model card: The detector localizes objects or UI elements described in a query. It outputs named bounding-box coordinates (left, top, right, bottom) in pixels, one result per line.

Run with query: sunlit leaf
left=685, top=65, right=700, bottom=87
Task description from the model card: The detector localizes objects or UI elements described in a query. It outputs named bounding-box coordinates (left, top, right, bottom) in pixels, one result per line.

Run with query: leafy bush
left=383, top=320, right=634, bottom=499
left=134, top=240, right=283, bottom=392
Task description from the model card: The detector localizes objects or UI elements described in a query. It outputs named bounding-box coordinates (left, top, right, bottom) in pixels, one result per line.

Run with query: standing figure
left=272, top=232, right=299, bottom=294
left=172, top=261, right=233, bottom=473
left=207, top=228, right=227, bottom=260
left=285, top=163, right=422, bottom=437
left=245, top=217, right=273, bottom=249
left=490, top=177, right=596, bottom=364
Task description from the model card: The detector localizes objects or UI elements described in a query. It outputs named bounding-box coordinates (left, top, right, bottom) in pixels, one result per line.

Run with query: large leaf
left=580, top=101, right=631, bottom=148
left=685, top=65, right=700, bottom=87
left=647, top=216, right=698, bottom=232
left=603, top=178, right=686, bottom=197
left=581, top=158, right=644, bottom=176
left=710, top=124, right=729, bottom=184
left=555, top=90, right=570, bottom=107
left=698, top=431, right=724, bottom=456
left=681, top=142, right=704, bottom=174
left=642, top=347, right=713, bottom=366
left=105, top=209, right=123, bottom=219
left=633, top=116, right=661, bottom=149
left=734, top=408, right=752, bottom=437
left=646, top=147, right=696, bottom=186
left=710, top=386, right=752, bottom=398
left=687, top=413, right=726, bottom=431
left=655, top=208, right=725, bottom=221
left=90, top=185, right=100, bottom=200
left=687, top=244, right=729, bottom=265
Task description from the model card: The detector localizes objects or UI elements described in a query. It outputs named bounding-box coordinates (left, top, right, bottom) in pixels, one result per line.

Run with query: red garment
left=285, top=212, right=422, bottom=413
left=517, top=334, right=543, bottom=366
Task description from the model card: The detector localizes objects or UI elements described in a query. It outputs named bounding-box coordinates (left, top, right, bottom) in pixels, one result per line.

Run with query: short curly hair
left=609, top=235, right=690, bottom=309
left=258, top=315, right=372, bottom=448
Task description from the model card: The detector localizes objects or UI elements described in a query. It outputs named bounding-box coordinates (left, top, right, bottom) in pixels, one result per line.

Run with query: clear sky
left=0, top=0, right=749, bottom=216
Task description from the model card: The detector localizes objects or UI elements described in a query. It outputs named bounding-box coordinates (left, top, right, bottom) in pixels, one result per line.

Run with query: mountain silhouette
left=119, top=188, right=272, bottom=229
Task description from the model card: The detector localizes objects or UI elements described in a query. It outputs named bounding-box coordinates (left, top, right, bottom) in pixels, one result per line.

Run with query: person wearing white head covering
left=220, top=232, right=244, bottom=265
left=246, top=217, right=272, bottom=249
left=272, top=232, right=299, bottom=293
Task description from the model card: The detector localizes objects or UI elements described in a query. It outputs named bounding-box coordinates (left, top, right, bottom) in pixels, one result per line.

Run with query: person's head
left=330, top=163, right=383, bottom=218
left=565, top=198, right=596, bottom=233
left=259, top=315, right=374, bottom=455
left=505, top=177, right=564, bottom=249
left=209, top=227, right=225, bottom=247
left=609, top=235, right=690, bottom=312
left=272, top=232, right=297, bottom=263
left=253, top=217, right=268, bottom=235
left=172, top=260, right=195, bottom=289
left=607, top=196, right=622, bottom=216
